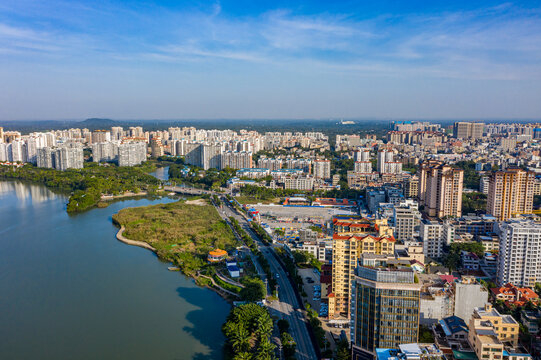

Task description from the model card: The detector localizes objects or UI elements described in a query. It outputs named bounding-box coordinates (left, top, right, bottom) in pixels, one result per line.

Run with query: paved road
left=219, top=197, right=318, bottom=360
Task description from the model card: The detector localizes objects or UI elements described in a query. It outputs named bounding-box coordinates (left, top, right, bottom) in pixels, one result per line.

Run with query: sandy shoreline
left=102, top=192, right=148, bottom=200
left=115, top=226, right=156, bottom=252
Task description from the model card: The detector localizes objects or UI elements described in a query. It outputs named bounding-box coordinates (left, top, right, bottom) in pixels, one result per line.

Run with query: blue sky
left=0, top=0, right=540, bottom=120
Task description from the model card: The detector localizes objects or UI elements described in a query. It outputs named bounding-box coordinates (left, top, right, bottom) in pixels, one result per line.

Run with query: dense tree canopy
left=0, top=162, right=161, bottom=213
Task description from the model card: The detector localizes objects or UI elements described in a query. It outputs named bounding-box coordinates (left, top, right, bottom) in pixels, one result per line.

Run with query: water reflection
left=0, top=181, right=59, bottom=203
left=150, top=166, right=169, bottom=181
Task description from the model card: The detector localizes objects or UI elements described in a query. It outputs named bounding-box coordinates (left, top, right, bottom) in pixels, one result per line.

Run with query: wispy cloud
left=1, top=1, right=541, bottom=80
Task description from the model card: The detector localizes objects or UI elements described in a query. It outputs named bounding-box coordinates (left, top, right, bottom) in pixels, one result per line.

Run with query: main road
left=217, top=197, right=318, bottom=360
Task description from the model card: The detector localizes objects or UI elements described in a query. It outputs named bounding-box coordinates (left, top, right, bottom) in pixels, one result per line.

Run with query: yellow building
left=468, top=304, right=520, bottom=360
left=329, top=216, right=395, bottom=319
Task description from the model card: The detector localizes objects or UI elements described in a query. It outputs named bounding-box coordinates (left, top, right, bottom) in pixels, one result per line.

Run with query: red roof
left=439, top=275, right=457, bottom=284
left=332, top=233, right=395, bottom=242
left=491, top=283, right=539, bottom=307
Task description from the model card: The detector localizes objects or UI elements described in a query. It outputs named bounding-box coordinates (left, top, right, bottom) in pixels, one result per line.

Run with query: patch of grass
left=113, top=200, right=239, bottom=276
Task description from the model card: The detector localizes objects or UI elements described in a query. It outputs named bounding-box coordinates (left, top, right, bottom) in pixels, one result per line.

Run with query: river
left=0, top=177, right=229, bottom=360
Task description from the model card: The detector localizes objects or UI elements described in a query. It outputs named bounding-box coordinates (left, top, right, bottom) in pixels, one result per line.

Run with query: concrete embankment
left=116, top=226, right=156, bottom=252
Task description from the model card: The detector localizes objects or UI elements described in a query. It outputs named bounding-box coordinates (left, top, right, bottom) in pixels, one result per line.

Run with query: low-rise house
left=490, top=283, right=539, bottom=307
left=226, top=261, right=241, bottom=278
left=461, top=251, right=480, bottom=270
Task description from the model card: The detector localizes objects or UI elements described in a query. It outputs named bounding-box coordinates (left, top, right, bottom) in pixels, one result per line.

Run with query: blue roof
left=227, top=265, right=240, bottom=272
left=440, top=316, right=468, bottom=336
left=376, top=349, right=395, bottom=360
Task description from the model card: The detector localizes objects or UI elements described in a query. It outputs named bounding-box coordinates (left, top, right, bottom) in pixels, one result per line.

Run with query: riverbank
left=116, top=226, right=156, bottom=252
left=112, top=199, right=241, bottom=296
left=101, top=191, right=148, bottom=200
left=0, top=162, right=161, bottom=214
left=0, top=182, right=230, bottom=359
left=115, top=224, right=239, bottom=300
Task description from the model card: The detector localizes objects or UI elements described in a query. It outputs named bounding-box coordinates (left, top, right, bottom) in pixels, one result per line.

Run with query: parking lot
left=252, top=204, right=357, bottom=225
left=299, top=268, right=326, bottom=316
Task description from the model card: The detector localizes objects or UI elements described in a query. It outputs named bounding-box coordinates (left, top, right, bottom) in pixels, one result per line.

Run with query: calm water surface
left=0, top=180, right=228, bottom=360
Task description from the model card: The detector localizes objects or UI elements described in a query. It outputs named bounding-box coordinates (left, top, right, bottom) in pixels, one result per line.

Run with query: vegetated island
left=0, top=162, right=161, bottom=213
left=112, top=199, right=248, bottom=295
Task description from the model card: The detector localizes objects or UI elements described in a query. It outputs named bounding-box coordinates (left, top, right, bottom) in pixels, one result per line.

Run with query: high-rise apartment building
left=350, top=264, right=420, bottom=353
left=285, top=158, right=312, bottom=173
left=330, top=216, right=395, bottom=318
left=313, top=159, right=331, bottom=179
left=498, top=219, right=541, bottom=288
left=54, top=145, right=84, bottom=170
left=258, top=158, right=282, bottom=171
left=128, top=126, right=144, bottom=138
left=354, top=148, right=371, bottom=162
left=377, top=149, right=402, bottom=174
left=453, top=122, right=485, bottom=139
left=354, top=161, right=372, bottom=173
left=37, top=147, right=55, bottom=168
left=118, top=142, right=147, bottom=167
left=486, top=169, right=535, bottom=221
left=404, top=175, right=419, bottom=198
left=201, top=144, right=221, bottom=170
left=92, top=142, right=119, bottom=163
left=150, top=138, right=164, bottom=158
left=221, top=151, right=253, bottom=170
left=91, top=130, right=111, bottom=144
left=111, top=127, right=124, bottom=141
left=9, top=140, right=26, bottom=163
left=393, top=202, right=421, bottom=241
left=420, top=219, right=444, bottom=259
left=418, top=160, right=463, bottom=218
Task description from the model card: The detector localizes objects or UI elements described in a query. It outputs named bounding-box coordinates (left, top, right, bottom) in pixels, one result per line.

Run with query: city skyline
left=1, top=1, right=541, bottom=120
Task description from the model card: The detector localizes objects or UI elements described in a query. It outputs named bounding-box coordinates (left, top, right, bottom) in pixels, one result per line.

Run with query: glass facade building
left=351, top=267, right=421, bottom=353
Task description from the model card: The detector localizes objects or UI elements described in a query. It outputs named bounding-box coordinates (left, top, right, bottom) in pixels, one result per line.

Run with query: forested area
left=0, top=162, right=161, bottom=213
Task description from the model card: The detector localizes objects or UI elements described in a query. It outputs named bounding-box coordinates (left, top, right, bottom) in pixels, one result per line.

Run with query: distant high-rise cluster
left=453, top=121, right=485, bottom=139
left=37, top=143, right=84, bottom=170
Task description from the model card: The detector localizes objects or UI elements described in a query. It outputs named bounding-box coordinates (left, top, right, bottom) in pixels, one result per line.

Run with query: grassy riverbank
left=0, top=162, right=161, bottom=213
left=112, top=199, right=239, bottom=277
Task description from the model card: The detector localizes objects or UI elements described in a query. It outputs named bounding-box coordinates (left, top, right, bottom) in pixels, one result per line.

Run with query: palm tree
left=255, top=314, right=273, bottom=339
left=231, top=326, right=251, bottom=352
left=233, top=352, right=253, bottom=360
left=257, top=338, right=276, bottom=360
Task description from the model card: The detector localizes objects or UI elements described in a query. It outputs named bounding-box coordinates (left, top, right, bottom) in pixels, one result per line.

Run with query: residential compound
left=4, top=119, right=541, bottom=360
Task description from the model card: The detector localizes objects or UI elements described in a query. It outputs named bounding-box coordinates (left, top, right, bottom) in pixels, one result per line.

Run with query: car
left=275, top=273, right=280, bottom=278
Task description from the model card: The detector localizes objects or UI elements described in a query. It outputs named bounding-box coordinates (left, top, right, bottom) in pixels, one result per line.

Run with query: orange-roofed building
left=491, top=283, right=539, bottom=307
left=208, top=249, right=228, bottom=263
left=330, top=216, right=395, bottom=319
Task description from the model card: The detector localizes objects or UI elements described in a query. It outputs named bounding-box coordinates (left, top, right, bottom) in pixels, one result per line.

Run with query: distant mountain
left=80, top=118, right=117, bottom=127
